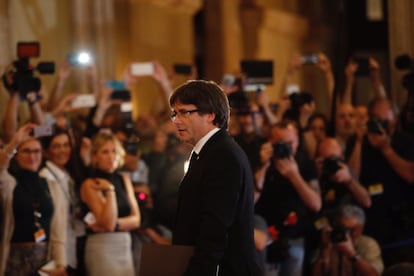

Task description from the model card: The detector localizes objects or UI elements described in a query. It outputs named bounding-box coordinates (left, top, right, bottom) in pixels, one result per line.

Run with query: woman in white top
left=39, top=127, right=85, bottom=274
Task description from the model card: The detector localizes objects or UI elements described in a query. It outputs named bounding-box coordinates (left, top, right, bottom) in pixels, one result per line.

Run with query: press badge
left=34, top=228, right=46, bottom=242
left=324, top=189, right=336, bottom=203
left=314, top=216, right=329, bottom=230
left=368, top=183, right=384, bottom=196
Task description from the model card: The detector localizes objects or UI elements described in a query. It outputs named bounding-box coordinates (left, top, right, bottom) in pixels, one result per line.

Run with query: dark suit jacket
left=173, top=129, right=262, bottom=276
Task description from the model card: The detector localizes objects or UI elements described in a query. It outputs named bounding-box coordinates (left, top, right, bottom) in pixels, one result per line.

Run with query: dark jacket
left=173, top=129, right=262, bottom=276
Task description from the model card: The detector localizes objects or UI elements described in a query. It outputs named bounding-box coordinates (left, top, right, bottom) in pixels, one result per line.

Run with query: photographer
left=351, top=97, right=414, bottom=266
left=255, top=120, right=321, bottom=276
left=316, top=137, right=371, bottom=212
left=312, top=204, right=383, bottom=276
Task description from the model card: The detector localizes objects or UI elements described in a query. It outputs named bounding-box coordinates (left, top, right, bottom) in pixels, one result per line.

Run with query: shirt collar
left=193, top=127, right=220, bottom=155
left=46, top=160, right=68, bottom=181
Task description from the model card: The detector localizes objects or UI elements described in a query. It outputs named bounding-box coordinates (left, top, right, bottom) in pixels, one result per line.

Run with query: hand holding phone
left=67, top=51, right=92, bottom=67
left=32, top=125, right=54, bottom=138
left=111, top=90, right=131, bottom=101
left=130, top=62, right=154, bottom=76
left=71, top=94, right=96, bottom=108
left=353, top=56, right=370, bottom=76
left=301, top=54, right=319, bottom=65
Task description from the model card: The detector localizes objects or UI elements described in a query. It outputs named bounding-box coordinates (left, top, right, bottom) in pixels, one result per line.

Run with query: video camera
left=273, top=142, right=292, bottom=159
left=2, top=42, right=55, bottom=99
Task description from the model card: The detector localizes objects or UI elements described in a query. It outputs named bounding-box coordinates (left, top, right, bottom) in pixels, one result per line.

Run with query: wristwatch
left=26, top=92, right=39, bottom=106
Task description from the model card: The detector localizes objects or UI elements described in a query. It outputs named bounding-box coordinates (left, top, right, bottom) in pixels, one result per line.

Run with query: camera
left=67, top=51, right=92, bottom=67
left=323, top=156, right=342, bottom=177
left=2, top=42, right=55, bottom=99
left=173, top=64, right=192, bottom=75
left=111, top=90, right=131, bottom=101
left=106, top=80, right=131, bottom=102
left=288, top=92, right=314, bottom=110
left=330, top=225, right=352, bottom=243
left=366, top=118, right=386, bottom=134
left=273, top=142, right=292, bottom=159
left=222, top=73, right=236, bottom=87
left=353, top=56, right=370, bottom=76
left=301, top=53, right=319, bottom=65
left=124, top=137, right=141, bottom=155
left=240, top=60, right=274, bottom=85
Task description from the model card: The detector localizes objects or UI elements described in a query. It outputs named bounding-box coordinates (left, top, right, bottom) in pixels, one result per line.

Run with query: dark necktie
left=188, top=151, right=198, bottom=171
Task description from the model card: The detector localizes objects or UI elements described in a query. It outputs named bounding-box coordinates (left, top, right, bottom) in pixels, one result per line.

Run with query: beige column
left=255, top=8, right=308, bottom=100
left=204, top=0, right=244, bottom=82
left=0, top=0, right=12, bottom=68
left=91, top=0, right=115, bottom=80
left=126, top=0, right=202, bottom=116
left=388, top=1, right=414, bottom=106
left=205, top=0, right=308, bottom=101
left=70, top=0, right=92, bottom=94
left=0, top=0, right=12, bottom=127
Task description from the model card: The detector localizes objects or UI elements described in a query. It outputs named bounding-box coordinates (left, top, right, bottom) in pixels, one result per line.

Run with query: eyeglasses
left=19, top=148, right=42, bottom=155
left=170, top=109, right=200, bottom=121
left=50, top=143, right=71, bottom=150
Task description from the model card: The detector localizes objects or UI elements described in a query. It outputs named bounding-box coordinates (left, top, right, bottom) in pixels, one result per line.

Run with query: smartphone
left=286, top=84, right=300, bottom=95
left=17, top=41, right=40, bottom=58
left=130, top=62, right=154, bottom=76
left=222, top=73, right=236, bottom=87
left=111, top=89, right=131, bottom=101
left=71, top=94, right=96, bottom=108
left=173, top=64, right=192, bottom=75
left=32, top=125, right=54, bottom=138
left=67, top=51, right=92, bottom=67
left=301, top=53, right=319, bottom=65
left=120, top=102, right=133, bottom=112
left=353, top=56, right=370, bottom=76
left=106, top=80, right=126, bottom=91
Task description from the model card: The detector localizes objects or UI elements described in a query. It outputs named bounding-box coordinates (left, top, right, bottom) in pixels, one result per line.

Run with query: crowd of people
left=0, top=51, right=414, bottom=276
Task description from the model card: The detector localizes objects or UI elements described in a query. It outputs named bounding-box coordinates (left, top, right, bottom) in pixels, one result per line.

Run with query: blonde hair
left=91, top=129, right=125, bottom=168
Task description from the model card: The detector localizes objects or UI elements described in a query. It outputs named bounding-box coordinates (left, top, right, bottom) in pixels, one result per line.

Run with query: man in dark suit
left=170, top=80, right=262, bottom=276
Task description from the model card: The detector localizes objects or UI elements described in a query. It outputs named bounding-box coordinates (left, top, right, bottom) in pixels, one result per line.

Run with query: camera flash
left=77, top=52, right=91, bottom=65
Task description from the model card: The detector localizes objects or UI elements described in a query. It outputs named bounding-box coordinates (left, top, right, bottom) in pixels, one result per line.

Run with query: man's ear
left=205, top=112, right=216, bottom=124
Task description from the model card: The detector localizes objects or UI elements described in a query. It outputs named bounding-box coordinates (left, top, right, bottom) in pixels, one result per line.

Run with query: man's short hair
left=271, top=119, right=299, bottom=134
left=367, top=97, right=392, bottom=118
left=340, top=204, right=366, bottom=225
left=169, top=80, right=230, bottom=129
